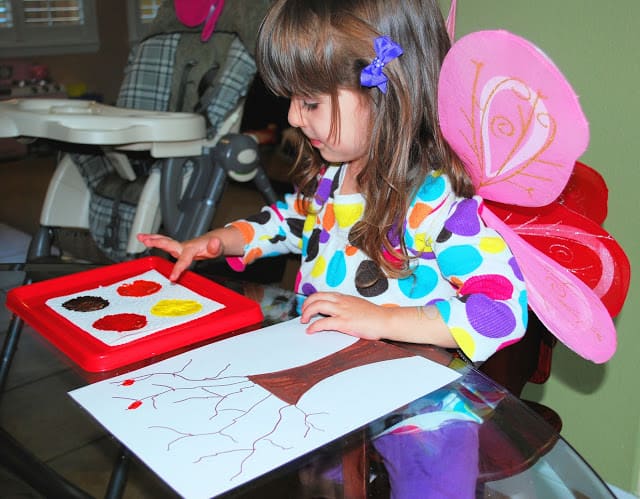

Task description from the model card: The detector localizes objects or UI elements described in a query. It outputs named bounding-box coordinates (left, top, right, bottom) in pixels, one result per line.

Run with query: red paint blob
left=117, top=280, right=162, bottom=297
left=122, top=379, right=135, bottom=386
left=93, top=313, right=147, bottom=332
left=128, top=400, right=143, bottom=410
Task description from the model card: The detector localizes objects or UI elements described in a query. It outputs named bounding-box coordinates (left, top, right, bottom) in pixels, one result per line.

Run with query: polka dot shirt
left=227, top=165, right=528, bottom=361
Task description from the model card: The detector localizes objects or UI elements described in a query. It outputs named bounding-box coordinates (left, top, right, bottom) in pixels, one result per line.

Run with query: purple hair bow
left=360, top=35, right=404, bottom=94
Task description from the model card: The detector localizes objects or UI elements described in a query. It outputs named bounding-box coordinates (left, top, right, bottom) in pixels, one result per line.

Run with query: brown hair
left=256, top=0, right=474, bottom=277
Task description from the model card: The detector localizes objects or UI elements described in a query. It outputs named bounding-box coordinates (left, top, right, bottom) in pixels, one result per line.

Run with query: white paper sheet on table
left=69, top=317, right=461, bottom=498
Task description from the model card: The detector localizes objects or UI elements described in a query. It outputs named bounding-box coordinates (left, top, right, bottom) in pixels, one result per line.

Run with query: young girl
left=138, top=0, right=527, bottom=364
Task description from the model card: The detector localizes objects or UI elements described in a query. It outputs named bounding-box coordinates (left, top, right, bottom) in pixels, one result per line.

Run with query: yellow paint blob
left=151, top=299, right=203, bottom=317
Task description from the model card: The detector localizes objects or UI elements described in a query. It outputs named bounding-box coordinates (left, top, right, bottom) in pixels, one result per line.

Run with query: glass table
left=0, top=262, right=616, bottom=498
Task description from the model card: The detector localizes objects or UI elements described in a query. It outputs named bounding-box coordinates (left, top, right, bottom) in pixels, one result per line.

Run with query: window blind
left=139, top=0, right=161, bottom=24
left=22, top=0, right=84, bottom=27
left=0, top=0, right=13, bottom=28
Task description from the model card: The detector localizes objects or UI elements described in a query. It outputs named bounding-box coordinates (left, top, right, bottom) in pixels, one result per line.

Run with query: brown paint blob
left=62, top=295, right=110, bottom=312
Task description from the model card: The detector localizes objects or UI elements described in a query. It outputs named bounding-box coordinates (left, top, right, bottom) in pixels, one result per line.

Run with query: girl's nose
left=287, top=100, right=304, bottom=128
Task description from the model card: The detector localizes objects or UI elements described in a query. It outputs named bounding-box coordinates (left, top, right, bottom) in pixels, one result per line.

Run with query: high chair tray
left=0, top=98, right=206, bottom=157
left=5, top=257, right=264, bottom=372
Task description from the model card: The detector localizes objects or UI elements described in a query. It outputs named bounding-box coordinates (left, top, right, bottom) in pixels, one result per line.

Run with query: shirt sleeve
left=431, top=196, right=528, bottom=362
left=224, top=192, right=307, bottom=271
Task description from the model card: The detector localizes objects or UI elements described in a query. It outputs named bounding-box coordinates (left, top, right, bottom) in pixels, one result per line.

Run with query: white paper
left=46, top=269, right=225, bottom=346
left=70, top=318, right=461, bottom=498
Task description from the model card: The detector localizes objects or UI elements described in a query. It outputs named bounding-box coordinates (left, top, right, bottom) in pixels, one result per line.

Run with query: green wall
left=437, top=0, right=639, bottom=492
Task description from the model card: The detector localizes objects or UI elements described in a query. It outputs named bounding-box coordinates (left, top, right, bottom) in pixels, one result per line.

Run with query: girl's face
left=288, top=89, right=371, bottom=171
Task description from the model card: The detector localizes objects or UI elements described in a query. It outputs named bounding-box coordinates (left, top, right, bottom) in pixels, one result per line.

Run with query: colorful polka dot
left=417, top=172, right=446, bottom=201
left=311, top=256, right=327, bottom=278
left=315, top=177, right=333, bottom=204
left=382, top=247, right=404, bottom=268
left=230, top=221, right=255, bottom=244
left=409, top=202, right=432, bottom=229
left=479, top=236, right=507, bottom=254
left=459, top=274, right=514, bottom=301
left=398, top=265, right=439, bottom=299
left=293, top=197, right=307, bottom=215
left=301, top=282, right=318, bottom=295
left=243, top=247, right=263, bottom=265
left=445, top=199, right=481, bottom=236
left=466, top=294, right=515, bottom=338
left=287, top=218, right=304, bottom=238
left=438, top=245, right=483, bottom=276
left=345, top=245, right=358, bottom=256
left=322, top=203, right=336, bottom=232
left=306, top=229, right=321, bottom=262
left=413, top=232, right=432, bottom=254
left=327, top=251, right=347, bottom=287
left=450, top=327, right=476, bottom=358
left=519, top=290, right=528, bottom=327
left=355, top=260, right=388, bottom=297
left=435, top=300, right=451, bottom=322
left=226, top=256, right=246, bottom=271
left=510, top=256, right=524, bottom=281
left=496, top=337, right=522, bottom=352
left=303, top=214, right=316, bottom=233
left=334, top=202, right=364, bottom=228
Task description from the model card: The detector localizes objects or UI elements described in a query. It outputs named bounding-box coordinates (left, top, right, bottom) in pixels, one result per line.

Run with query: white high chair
left=0, top=0, right=278, bottom=264
left=0, top=96, right=276, bottom=261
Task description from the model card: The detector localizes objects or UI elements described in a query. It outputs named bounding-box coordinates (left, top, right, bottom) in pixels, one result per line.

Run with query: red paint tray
left=5, top=257, right=264, bottom=372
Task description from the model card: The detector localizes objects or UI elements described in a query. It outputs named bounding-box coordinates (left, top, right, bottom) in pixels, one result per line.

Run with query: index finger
left=169, top=247, right=198, bottom=281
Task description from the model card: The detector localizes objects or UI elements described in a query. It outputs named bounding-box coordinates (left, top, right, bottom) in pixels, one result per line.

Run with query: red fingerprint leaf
left=127, top=400, right=143, bottom=410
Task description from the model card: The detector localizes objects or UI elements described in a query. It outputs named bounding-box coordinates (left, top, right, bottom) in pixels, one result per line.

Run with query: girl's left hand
left=299, top=292, right=388, bottom=340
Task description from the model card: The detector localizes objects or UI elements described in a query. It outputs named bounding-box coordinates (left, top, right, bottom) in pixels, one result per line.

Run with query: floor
left=0, top=148, right=296, bottom=498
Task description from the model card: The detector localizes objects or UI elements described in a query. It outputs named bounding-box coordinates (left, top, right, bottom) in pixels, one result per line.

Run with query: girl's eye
left=302, top=101, right=318, bottom=110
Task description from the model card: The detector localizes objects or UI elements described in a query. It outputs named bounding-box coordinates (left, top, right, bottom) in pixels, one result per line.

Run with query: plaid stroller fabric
left=70, top=31, right=256, bottom=261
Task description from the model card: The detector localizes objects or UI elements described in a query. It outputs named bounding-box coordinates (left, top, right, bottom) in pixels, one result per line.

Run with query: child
left=139, top=0, right=527, bottom=364
left=137, top=1, right=528, bottom=495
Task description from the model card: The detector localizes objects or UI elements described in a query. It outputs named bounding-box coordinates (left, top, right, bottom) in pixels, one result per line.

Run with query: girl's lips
left=310, top=139, right=323, bottom=148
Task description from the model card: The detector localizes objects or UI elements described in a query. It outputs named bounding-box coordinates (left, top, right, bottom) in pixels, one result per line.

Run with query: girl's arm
left=137, top=226, right=245, bottom=281
left=300, top=292, right=458, bottom=348
left=138, top=190, right=305, bottom=280
left=222, top=192, right=308, bottom=268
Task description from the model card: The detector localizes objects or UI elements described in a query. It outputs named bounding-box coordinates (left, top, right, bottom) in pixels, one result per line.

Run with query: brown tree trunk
left=248, top=339, right=415, bottom=405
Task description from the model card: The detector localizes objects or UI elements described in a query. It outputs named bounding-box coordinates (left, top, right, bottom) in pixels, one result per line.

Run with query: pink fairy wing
left=438, top=30, right=589, bottom=206
left=486, top=199, right=631, bottom=318
left=558, top=161, right=608, bottom=225
left=445, top=0, right=457, bottom=43
left=480, top=206, right=616, bottom=363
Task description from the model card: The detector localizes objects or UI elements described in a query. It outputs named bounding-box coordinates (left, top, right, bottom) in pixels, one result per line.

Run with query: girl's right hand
left=136, top=232, right=225, bottom=282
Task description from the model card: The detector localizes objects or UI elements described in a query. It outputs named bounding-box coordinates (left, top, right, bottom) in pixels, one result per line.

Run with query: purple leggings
left=373, top=420, right=480, bottom=499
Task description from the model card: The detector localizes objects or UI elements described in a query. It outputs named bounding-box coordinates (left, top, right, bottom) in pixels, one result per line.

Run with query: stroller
left=24, top=0, right=277, bottom=263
